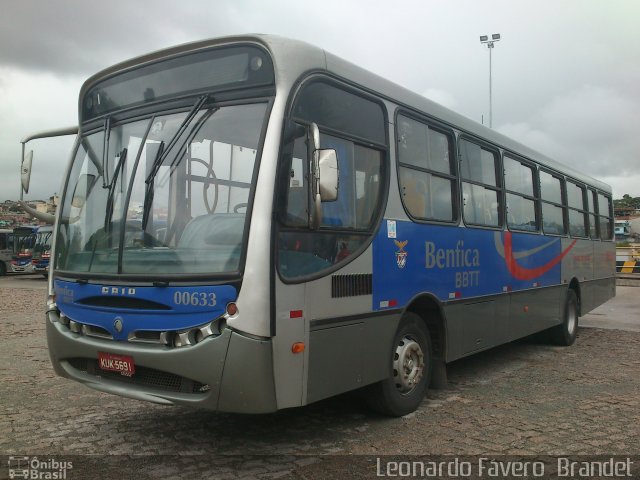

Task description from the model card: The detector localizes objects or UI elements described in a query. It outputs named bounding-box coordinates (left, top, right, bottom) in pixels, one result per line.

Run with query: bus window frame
left=538, top=168, right=568, bottom=237
left=457, top=134, right=504, bottom=230
left=565, top=179, right=589, bottom=239
left=502, top=151, right=540, bottom=234
left=587, top=187, right=600, bottom=240
left=595, top=191, right=614, bottom=241
left=394, top=109, right=459, bottom=226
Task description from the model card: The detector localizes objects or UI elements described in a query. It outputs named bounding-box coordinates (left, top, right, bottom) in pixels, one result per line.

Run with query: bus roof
left=80, top=34, right=610, bottom=194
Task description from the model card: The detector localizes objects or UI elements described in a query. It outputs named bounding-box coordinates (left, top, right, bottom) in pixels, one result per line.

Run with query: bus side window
left=540, top=170, right=566, bottom=235
left=396, top=114, right=456, bottom=222
left=460, top=139, right=500, bottom=227
left=597, top=193, right=613, bottom=240
left=355, top=148, right=381, bottom=227
left=400, top=173, right=427, bottom=218
left=567, top=181, right=588, bottom=237
left=281, top=136, right=309, bottom=227
left=278, top=136, right=385, bottom=279
left=587, top=189, right=598, bottom=238
left=504, top=155, right=537, bottom=232
left=286, top=156, right=308, bottom=224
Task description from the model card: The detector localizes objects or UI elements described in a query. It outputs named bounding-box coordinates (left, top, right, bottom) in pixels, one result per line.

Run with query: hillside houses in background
left=0, top=196, right=58, bottom=227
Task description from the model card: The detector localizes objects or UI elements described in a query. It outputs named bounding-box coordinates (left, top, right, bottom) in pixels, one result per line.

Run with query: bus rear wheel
left=0, top=262, right=6, bottom=276
left=365, top=312, right=432, bottom=417
left=549, top=289, right=579, bottom=346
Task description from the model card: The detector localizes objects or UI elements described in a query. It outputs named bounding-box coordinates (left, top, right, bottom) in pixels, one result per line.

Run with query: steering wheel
left=190, top=158, right=218, bottom=213
left=233, top=203, right=248, bottom=213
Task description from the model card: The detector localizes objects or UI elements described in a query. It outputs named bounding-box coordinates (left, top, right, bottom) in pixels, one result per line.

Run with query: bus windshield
left=33, top=227, right=53, bottom=258
left=13, top=227, right=37, bottom=256
left=55, top=102, right=267, bottom=278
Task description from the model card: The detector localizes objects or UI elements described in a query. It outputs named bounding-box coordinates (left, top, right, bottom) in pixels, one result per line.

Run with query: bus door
left=273, top=79, right=388, bottom=407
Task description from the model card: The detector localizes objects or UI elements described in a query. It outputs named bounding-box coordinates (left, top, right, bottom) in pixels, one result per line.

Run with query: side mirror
left=317, top=149, right=338, bottom=201
left=71, top=173, right=97, bottom=209
left=310, top=123, right=339, bottom=229
left=21, top=150, right=33, bottom=194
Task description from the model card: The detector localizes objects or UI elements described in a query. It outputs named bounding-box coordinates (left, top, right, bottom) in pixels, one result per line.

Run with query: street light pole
left=480, top=33, right=501, bottom=128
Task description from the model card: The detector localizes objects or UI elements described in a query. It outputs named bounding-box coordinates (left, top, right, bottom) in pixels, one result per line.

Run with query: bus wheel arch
left=404, top=294, right=447, bottom=364
left=365, top=294, right=447, bottom=416
left=365, top=311, right=432, bottom=416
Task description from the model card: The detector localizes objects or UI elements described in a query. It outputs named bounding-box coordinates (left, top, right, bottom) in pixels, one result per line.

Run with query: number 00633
left=98, top=351, right=135, bottom=376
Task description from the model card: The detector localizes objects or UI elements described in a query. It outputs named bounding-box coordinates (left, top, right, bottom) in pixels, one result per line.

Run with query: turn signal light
left=291, top=342, right=305, bottom=354
left=226, top=303, right=238, bottom=316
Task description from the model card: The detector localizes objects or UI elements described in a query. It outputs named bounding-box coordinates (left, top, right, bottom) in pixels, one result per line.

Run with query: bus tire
left=0, top=262, right=6, bottom=276
left=365, top=312, right=432, bottom=417
left=549, top=289, right=578, bottom=346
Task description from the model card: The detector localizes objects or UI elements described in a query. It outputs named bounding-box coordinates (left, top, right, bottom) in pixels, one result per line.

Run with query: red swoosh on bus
left=504, top=232, right=577, bottom=281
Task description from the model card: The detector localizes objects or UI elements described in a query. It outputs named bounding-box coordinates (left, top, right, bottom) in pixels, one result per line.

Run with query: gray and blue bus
left=10, top=225, right=39, bottom=274
left=32, top=225, right=54, bottom=276
left=37, top=35, right=615, bottom=416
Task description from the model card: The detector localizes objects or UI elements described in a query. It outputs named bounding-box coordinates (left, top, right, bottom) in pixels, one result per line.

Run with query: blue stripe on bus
left=372, top=220, right=564, bottom=310
left=54, top=279, right=237, bottom=341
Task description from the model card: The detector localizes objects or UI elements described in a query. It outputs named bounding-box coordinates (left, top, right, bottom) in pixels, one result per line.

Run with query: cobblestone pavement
left=1, top=283, right=639, bottom=479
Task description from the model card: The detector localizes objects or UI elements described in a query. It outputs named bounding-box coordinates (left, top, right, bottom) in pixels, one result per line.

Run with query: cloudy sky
left=1, top=0, right=638, bottom=202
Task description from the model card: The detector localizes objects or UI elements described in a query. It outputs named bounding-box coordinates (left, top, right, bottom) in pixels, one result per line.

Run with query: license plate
left=98, top=352, right=135, bottom=377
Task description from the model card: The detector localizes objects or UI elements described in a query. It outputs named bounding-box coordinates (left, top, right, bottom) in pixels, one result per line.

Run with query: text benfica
left=426, top=241, right=480, bottom=269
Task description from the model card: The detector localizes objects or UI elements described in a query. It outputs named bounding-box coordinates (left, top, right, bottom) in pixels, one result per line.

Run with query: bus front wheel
left=549, top=289, right=579, bottom=346
left=365, top=312, right=432, bottom=417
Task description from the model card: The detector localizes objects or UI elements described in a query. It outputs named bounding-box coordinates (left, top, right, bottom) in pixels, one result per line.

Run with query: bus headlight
left=46, top=294, right=57, bottom=313
left=59, top=313, right=70, bottom=327
left=172, top=320, right=223, bottom=348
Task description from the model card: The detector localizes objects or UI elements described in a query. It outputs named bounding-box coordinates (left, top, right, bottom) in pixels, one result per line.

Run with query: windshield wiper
left=145, top=94, right=208, bottom=186
left=141, top=141, right=164, bottom=231
left=142, top=94, right=209, bottom=231
left=88, top=147, right=126, bottom=272
left=101, top=117, right=111, bottom=188
left=104, top=148, right=128, bottom=231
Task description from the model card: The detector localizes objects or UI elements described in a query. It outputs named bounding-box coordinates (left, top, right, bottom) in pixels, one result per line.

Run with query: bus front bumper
left=11, top=264, right=33, bottom=273
left=46, top=309, right=277, bottom=413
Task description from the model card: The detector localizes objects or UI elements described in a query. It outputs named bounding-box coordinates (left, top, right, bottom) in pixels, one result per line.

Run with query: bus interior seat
left=402, top=177, right=426, bottom=217
left=286, top=187, right=308, bottom=224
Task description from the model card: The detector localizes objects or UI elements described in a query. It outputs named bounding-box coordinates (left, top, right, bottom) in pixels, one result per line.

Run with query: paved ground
left=1, top=276, right=639, bottom=479
left=581, top=282, right=640, bottom=332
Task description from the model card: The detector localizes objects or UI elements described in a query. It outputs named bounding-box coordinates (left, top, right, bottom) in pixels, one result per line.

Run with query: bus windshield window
left=33, top=229, right=52, bottom=256
left=55, top=102, right=268, bottom=277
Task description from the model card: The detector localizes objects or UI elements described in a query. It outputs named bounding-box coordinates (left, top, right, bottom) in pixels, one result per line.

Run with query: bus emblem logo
left=113, top=317, right=124, bottom=333
left=394, top=240, right=408, bottom=269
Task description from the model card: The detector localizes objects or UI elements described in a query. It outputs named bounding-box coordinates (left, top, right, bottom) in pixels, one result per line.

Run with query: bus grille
left=67, top=358, right=209, bottom=394
left=331, top=274, right=372, bottom=298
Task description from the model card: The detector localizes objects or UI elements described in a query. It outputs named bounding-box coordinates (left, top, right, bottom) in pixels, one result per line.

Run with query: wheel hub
left=393, top=336, right=425, bottom=394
